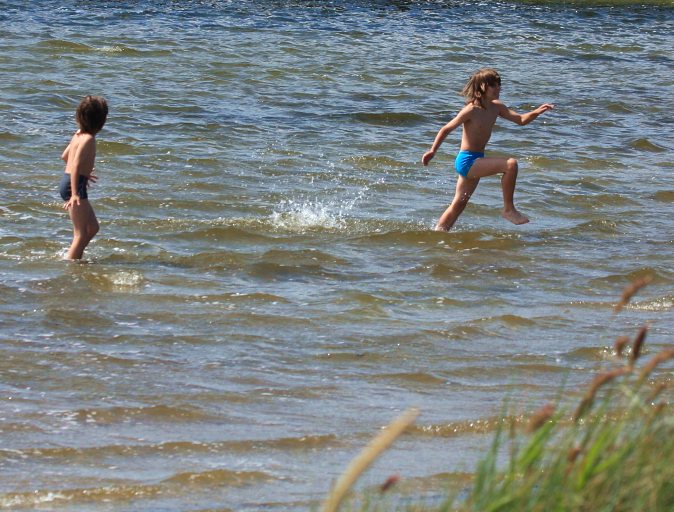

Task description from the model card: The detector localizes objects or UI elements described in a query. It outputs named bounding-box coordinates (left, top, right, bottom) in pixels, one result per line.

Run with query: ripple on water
left=652, top=190, right=674, bottom=202
left=629, top=138, right=667, bottom=152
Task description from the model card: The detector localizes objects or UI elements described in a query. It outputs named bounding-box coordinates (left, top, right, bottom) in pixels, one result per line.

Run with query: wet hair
left=461, top=68, right=502, bottom=107
left=76, top=95, right=108, bottom=134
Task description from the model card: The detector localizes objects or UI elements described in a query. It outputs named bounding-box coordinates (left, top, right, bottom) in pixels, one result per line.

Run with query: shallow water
left=1, top=1, right=673, bottom=510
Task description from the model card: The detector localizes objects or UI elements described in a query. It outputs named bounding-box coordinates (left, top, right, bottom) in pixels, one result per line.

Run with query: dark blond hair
left=76, top=95, right=108, bottom=134
left=461, top=68, right=501, bottom=107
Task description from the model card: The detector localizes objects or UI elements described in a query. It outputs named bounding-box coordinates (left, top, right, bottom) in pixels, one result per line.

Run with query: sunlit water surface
left=0, top=1, right=672, bottom=510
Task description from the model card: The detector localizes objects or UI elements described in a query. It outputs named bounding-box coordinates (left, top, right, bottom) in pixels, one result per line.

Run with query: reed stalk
left=321, top=408, right=419, bottom=512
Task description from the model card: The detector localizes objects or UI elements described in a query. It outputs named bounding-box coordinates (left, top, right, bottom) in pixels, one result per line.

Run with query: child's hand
left=63, top=195, right=81, bottom=210
left=422, top=150, right=435, bottom=166
left=87, top=172, right=98, bottom=187
left=537, top=103, right=555, bottom=114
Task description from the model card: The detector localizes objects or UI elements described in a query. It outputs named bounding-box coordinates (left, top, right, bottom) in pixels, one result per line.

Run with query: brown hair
left=461, top=68, right=501, bottom=107
left=76, top=95, right=108, bottom=134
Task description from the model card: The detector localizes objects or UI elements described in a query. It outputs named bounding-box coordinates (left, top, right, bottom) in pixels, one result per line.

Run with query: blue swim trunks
left=454, top=150, right=484, bottom=178
left=59, top=173, right=88, bottom=201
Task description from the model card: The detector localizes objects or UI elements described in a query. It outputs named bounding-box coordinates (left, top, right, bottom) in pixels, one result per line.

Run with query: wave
left=0, top=485, right=162, bottom=509
left=342, top=154, right=410, bottom=170
left=97, top=140, right=144, bottom=155
left=34, top=39, right=93, bottom=52
left=97, top=45, right=172, bottom=57
left=31, top=39, right=172, bottom=57
left=246, top=260, right=344, bottom=281
left=566, top=346, right=620, bottom=362
left=0, top=466, right=272, bottom=508
left=589, top=267, right=671, bottom=288
left=162, top=468, right=274, bottom=487
left=628, top=137, right=667, bottom=152
left=0, top=433, right=342, bottom=462
left=348, top=111, right=427, bottom=127
left=49, top=404, right=218, bottom=425
left=370, top=371, right=447, bottom=385
left=412, top=414, right=525, bottom=438
left=626, top=295, right=673, bottom=312
left=0, top=131, right=22, bottom=142
left=653, top=191, right=674, bottom=203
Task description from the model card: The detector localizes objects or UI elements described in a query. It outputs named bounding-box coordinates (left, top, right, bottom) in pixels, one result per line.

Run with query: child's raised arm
left=497, top=101, right=554, bottom=126
left=422, top=106, right=472, bottom=165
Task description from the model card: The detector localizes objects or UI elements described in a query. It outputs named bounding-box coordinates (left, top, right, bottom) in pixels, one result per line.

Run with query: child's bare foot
left=434, top=224, right=450, bottom=232
left=502, top=208, right=529, bottom=225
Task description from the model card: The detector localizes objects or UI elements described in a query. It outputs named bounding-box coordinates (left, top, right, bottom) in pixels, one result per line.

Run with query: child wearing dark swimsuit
left=59, top=172, right=88, bottom=201
left=59, top=95, right=108, bottom=260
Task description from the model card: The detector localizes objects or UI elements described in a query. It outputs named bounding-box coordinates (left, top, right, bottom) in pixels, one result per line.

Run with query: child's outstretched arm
left=422, top=106, right=472, bottom=165
left=497, top=101, right=554, bottom=126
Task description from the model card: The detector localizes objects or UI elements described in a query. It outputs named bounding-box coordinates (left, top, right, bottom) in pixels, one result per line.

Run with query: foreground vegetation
left=322, top=280, right=674, bottom=512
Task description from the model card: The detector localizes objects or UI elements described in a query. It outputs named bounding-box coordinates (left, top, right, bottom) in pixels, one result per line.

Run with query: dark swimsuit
left=59, top=173, right=88, bottom=201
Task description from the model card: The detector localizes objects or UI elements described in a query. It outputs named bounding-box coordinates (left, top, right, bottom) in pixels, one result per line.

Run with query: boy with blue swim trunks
left=422, top=68, right=554, bottom=231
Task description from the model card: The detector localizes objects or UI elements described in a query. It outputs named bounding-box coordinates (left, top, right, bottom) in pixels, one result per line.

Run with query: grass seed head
left=640, top=348, right=674, bottom=381
left=614, top=276, right=653, bottom=313
left=629, top=326, right=648, bottom=367
left=526, top=403, right=555, bottom=433
left=613, top=336, right=629, bottom=357
left=380, top=474, right=400, bottom=493
left=574, top=367, right=631, bottom=421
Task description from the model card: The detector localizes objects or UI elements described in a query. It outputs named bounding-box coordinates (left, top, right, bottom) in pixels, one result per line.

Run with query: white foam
left=270, top=199, right=345, bottom=232
left=627, top=297, right=673, bottom=312
left=108, top=270, right=145, bottom=289
left=0, top=491, right=67, bottom=508
left=98, top=45, right=125, bottom=53
left=268, top=184, right=371, bottom=233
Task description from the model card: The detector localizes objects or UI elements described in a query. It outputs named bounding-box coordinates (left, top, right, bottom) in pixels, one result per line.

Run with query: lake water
left=1, top=1, right=672, bottom=510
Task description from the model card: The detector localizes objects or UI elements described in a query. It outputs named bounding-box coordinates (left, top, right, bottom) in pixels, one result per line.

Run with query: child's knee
left=453, top=190, right=473, bottom=208
left=506, top=158, right=518, bottom=173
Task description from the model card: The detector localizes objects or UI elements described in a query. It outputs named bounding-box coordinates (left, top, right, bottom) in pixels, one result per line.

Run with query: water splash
left=269, top=187, right=369, bottom=233
left=270, top=199, right=345, bottom=232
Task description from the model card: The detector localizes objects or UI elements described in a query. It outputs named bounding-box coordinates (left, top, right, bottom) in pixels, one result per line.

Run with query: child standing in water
left=59, top=95, right=108, bottom=260
left=422, top=68, right=554, bottom=231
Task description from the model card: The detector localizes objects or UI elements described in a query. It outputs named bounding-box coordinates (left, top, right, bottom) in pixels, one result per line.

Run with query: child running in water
left=59, top=95, right=108, bottom=260
left=422, top=68, right=554, bottom=231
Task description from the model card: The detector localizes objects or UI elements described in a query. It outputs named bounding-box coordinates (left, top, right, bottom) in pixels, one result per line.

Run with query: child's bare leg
left=435, top=176, right=480, bottom=231
left=66, top=200, right=99, bottom=260
left=467, top=157, right=529, bottom=225
left=499, top=159, right=528, bottom=224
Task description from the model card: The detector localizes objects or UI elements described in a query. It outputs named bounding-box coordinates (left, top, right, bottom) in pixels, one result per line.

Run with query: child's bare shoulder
left=75, top=131, right=95, bottom=146
left=458, top=102, right=478, bottom=118
left=490, top=99, right=508, bottom=111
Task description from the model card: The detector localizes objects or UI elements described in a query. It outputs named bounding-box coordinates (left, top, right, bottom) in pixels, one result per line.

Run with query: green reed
left=450, top=345, right=674, bottom=512
left=328, top=280, right=673, bottom=512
